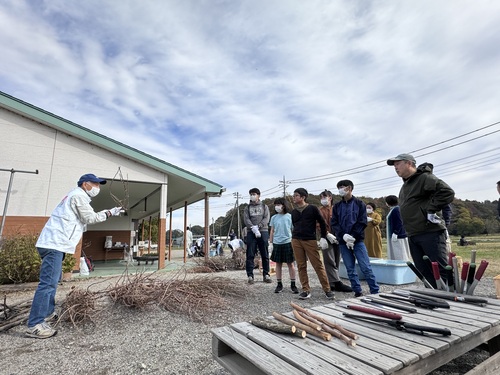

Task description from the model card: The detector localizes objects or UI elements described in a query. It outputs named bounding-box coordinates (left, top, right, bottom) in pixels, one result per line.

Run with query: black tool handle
left=362, top=298, right=417, bottom=313
left=399, top=321, right=451, bottom=336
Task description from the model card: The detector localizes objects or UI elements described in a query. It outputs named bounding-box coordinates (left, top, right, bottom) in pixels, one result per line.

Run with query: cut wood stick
left=320, top=323, right=356, bottom=346
left=251, top=317, right=296, bottom=334
left=272, top=312, right=331, bottom=341
left=290, top=301, right=358, bottom=340
left=293, top=310, right=321, bottom=331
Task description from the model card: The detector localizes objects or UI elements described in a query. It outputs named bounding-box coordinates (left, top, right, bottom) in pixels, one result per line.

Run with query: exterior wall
left=0, top=107, right=166, bottom=217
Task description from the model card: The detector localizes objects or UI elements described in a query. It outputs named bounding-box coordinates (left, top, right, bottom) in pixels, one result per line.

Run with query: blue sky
left=1, top=1, right=499, bottom=229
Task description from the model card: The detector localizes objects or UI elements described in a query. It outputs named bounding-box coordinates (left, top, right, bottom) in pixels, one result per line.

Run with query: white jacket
left=36, top=187, right=108, bottom=254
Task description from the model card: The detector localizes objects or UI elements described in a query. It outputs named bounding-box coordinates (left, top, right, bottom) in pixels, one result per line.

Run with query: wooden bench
left=133, top=256, right=157, bottom=265
left=464, top=350, right=500, bottom=375
left=212, top=291, right=500, bottom=374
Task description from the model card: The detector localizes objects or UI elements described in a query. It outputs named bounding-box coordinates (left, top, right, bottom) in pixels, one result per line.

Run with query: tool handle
left=474, top=260, right=488, bottom=281
left=363, top=298, right=417, bottom=313
left=431, top=262, right=441, bottom=281
left=470, top=249, right=476, bottom=265
left=461, top=262, right=469, bottom=281
left=348, top=304, right=402, bottom=320
left=400, top=322, right=451, bottom=336
left=467, top=263, right=476, bottom=285
left=406, top=261, right=434, bottom=289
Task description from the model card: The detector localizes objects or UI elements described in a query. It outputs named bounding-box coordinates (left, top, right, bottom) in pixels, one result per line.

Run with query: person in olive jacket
left=387, top=154, right=455, bottom=288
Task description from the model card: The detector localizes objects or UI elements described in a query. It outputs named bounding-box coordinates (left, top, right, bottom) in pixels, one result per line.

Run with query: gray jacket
left=243, top=201, right=270, bottom=232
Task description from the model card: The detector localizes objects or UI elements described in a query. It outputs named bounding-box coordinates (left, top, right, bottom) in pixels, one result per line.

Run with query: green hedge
left=0, top=233, right=41, bottom=284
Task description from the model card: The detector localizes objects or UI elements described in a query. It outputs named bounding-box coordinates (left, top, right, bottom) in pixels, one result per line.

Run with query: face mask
left=275, top=205, right=282, bottom=213
left=366, top=208, right=373, bottom=214
left=320, top=198, right=329, bottom=206
left=338, top=188, right=347, bottom=197
left=86, top=185, right=100, bottom=198
left=250, top=194, right=258, bottom=202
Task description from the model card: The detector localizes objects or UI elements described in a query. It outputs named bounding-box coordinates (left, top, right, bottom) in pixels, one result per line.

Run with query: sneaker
left=298, top=291, right=311, bottom=300
left=44, top=312, right=59, bottom=324
left=354, top=292, right=363, bottom=298
left=26, top=322, right=57, bottom=339
left=263, top=275, right=272, bottom=283
left=333, top=281, right=353, bottom=293
left=291, top=285, right=299, bottom=294
left=248, top=276, right=254, bottom=284
left=325, top=290, right=335, bottom=300
left=274, top=284, right=283, bottom=293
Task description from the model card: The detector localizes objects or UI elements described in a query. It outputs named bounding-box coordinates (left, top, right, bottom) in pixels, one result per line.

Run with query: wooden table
left=212, top=291, right=500, bottom=375
left=104, top=245, right=128, bottom=262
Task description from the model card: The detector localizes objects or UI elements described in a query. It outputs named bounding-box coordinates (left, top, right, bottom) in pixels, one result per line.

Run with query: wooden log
left=290, top=301, right=358, bottom=340
left=293, top=310, right=321, bottom=331
left=295, top=310, right=356, bottom=346
left=272, top=312, right=331, bottom=341
left=251, top=317, right=296, bottom=334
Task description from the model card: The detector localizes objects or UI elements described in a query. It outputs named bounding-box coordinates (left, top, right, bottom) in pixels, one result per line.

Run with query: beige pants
left=292, top=239, right=330, bottom=292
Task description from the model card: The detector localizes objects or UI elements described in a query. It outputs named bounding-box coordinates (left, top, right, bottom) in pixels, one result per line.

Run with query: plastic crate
left=339, top=258, right=417, bottom=285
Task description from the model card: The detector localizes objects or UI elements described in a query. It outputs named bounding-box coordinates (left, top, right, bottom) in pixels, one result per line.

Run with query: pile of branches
left=191, top=257, right=232, bottom=273
left=58, top=269, right=247, bottom=325
left=0, top=296, right=31, bottom=332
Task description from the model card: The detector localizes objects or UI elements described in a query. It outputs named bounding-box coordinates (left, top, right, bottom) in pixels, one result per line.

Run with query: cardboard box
left=339, top=258, right=417, bottom=285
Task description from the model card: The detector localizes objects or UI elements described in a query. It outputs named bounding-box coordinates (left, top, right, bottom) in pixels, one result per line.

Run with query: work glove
left=391, top=233, right=398, bottom=242
left=108, top=207, right=123, bottom=216
left=251, top=225, right=261, bottom=238
left=326, top=233, right=338, bottom=244
left=342, top=234, right=355, bottom=250
left=367, top=217, right=373, bottom=222
left=268, top=243, right=273, bottom=252
left=427, top=213, right=442, bottom=224
left=319, top=238, right=329, bottom=250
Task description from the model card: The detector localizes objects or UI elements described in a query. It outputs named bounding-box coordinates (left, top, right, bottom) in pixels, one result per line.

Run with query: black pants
left=409, top=230, right=448, bottom=288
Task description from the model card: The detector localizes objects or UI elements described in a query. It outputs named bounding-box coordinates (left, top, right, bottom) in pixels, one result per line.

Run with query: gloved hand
left=251, top=225, right=261, bottom=238
left=108, top=207, right=123, bottom=216
left=343, top=234, right=355, bottom=250
left=427, top=213, right=442, bottom=224
left=319, top=238, right=329, bottom=250
left=268, top=243, right=273, bottom=252
left=391, top=233, right=398, bottom=242
left=367, top=217, right=373, bottom=222
left=326, top=233, right=338, bottom=244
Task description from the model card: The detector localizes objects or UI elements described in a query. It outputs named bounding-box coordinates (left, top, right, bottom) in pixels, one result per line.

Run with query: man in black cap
left=387, top=154, right=455, bottom=288
left=26, top=173, right=122, bottom=339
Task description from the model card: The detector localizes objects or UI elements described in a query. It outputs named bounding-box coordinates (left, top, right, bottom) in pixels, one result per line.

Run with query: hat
left=387, top=153, right=416, bottom=166
left=77, top=173, right=107, bottom=186
left=249, top=188, right=261, bottom=195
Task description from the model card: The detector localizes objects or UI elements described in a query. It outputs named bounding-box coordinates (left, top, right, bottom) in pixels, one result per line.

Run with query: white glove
left=251, top=225, right=261, bottom=238
left=367, top=217, right=373, bottom=222
left=326, top=233, right=338, bottom=244
left=268, top=243, right=273, bottom=252
left=427, top=213, right=442, bottom=224
left=343, top=234, right=355, bottom=243
left=391, top=233, right=398, bottom=242
left=108, top=207, right=123, bottom=216
left=319, top=238, right=329, bottom=250
left=343, top=234, right=355, bottom=250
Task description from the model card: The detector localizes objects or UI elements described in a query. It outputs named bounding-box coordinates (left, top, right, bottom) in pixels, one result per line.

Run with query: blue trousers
left=28, top=248, right=64, bottom=327
left=339, top=242, right=379, bottom=294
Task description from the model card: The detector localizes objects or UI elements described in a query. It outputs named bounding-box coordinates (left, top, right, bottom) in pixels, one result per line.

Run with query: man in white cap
left=26, top=173, right=122, bottom=339
left=387, top=154, right=454, bottom=288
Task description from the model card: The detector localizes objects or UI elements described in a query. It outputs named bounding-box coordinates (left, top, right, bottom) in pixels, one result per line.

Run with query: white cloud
left=1, top=0, right=499, bottom=228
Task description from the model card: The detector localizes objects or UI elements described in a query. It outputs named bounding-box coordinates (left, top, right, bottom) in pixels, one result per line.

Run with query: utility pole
left=278, top=175, right=290, bottom=198
left=233, top=192, right=243, bottom=239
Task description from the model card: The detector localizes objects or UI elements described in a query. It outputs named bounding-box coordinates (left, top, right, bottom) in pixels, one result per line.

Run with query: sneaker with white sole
left=26, top=322, right=57, bottom=339
left=44, top=312, right=59, bottom=324
left=248, top=276, right=254, bottom=284
left=298, top=291, right=311, bottom=300
left=263, top=275, right=272, bottom=283
left=325, top=290, right=335, bottom=300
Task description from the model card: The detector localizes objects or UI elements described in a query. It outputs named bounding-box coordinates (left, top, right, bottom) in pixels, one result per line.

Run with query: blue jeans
left=28, top=248, right=64, bottom=327
left=246, top=231, right=270, bottom=277
left=339, top=242, right=379, bottom=294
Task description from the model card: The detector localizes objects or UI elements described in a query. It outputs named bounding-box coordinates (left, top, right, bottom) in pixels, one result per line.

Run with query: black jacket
left=291, top=204, right=326, bottom=240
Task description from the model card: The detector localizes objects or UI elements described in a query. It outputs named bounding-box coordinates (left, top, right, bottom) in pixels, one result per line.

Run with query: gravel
left=0, top=267, right=496, bottom=375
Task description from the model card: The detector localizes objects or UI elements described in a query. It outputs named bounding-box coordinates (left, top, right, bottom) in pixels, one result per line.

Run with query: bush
left=0, top=233, right=41, bottom=284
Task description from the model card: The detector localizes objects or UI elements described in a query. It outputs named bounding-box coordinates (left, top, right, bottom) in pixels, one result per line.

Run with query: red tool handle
left=348, top=304, right=402, bottom=320
left=461, top=262, right=469, bottom=282
left=431, top=262, right=441, bottom=281
left=474, top=260, right=489, bottom=281
left=448, top=252, right=456, bottom=266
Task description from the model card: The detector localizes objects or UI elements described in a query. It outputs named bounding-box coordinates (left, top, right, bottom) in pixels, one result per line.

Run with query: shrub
left=0, top=233, right=41, bottom=284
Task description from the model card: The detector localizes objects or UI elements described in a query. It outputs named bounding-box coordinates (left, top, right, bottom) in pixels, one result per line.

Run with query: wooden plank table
left=212, top=291, right=500, bottom=375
